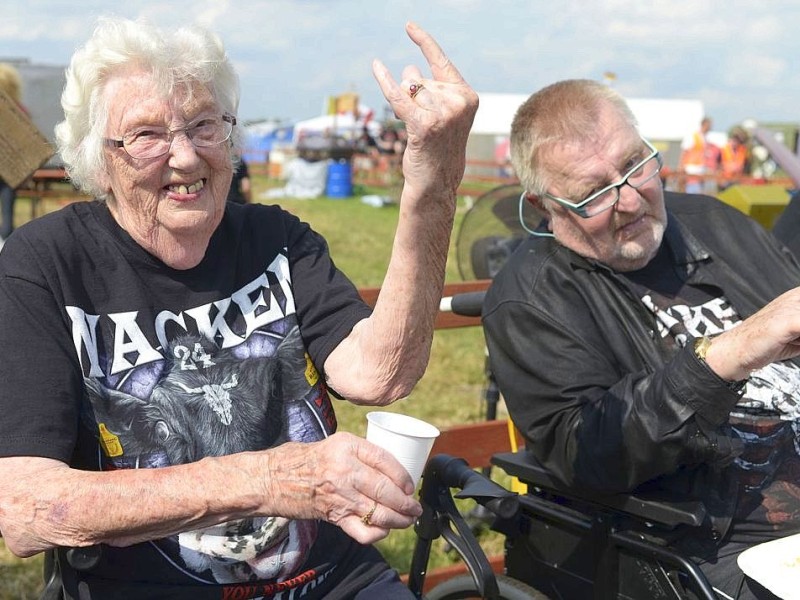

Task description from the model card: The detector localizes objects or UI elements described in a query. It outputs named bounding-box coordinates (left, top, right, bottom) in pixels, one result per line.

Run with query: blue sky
left=3, top=0, right=799, bottom=132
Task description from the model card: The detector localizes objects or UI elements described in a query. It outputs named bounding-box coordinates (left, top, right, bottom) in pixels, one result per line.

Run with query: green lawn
left=0, top=180, right=501, bottom=597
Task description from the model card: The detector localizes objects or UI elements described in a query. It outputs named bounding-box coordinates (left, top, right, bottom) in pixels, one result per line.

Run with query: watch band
left=692, top=335, right=746, bottom=394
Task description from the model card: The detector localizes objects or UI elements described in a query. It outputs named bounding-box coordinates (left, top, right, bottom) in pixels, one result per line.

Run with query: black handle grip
left=423, top=454, right=518, bottom=520
left=448, top=291, right=486, bottom=317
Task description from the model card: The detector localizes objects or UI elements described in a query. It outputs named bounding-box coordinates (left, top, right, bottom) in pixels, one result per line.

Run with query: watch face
left=694, top=336, right=712, bottom=361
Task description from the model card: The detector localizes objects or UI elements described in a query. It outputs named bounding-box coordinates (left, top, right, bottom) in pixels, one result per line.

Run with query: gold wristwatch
left=693, top=336, right=713, bottom=361
left=692, top=335, right=746, bottom=393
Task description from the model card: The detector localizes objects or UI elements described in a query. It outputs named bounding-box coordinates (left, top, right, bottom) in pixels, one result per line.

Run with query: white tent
left=472, top=92, right=704, bottom=141
left=468, top=92, right=706, bottom=168
left=293, top=113, right=359, bottom=140
left=292, top=104, right=380, bottom=142
left=627, top=98, right=705, bottom=142
left=470, top=93, right=529, bottom=136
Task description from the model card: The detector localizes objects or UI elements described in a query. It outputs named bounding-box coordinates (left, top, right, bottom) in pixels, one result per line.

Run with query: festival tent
left=467, top=92, right=706, bottom=169
left=292, top=113, right=359, bottom=140
left=291, top=103, right=381, bottom=143
left=242, top=121, right=295, bottom=164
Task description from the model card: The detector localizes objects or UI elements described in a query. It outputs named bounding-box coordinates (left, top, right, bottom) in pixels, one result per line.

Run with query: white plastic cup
left=365, top=411, right=440, bottom=487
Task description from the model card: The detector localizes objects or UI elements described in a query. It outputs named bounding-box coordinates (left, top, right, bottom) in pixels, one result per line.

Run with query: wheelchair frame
left=491, top=451, right=718, bottom=600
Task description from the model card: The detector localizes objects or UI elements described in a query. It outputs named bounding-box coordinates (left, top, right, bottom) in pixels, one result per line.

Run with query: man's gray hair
left=510, top=79, right=638, bottom=196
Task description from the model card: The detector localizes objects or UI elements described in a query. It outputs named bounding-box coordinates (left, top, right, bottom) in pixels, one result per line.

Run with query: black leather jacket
left=483, top=192, right=800, bottom=541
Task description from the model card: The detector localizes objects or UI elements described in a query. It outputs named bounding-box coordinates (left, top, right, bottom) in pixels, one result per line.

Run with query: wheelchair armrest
left=491, top=451, right=707, bottom=529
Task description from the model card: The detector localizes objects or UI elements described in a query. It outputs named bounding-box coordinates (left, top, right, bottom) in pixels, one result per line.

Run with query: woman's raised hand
left=372, top=22, right=479, bottom=196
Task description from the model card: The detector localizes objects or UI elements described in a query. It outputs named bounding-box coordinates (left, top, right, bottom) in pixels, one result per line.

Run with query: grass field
left=0, top=179, right=501, bottom=598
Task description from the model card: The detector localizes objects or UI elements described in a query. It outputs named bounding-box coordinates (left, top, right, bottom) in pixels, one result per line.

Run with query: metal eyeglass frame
left=518, top=191, right=555, bottom=238
left=543, top=138, right=662, bottom=219
left=518, top=138, right=662, bottom=237
left=104, top=114, right=237, bottom=159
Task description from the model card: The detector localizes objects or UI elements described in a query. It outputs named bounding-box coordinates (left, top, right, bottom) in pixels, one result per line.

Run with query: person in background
left=374, top=127, right=407, bottom=188
left=483, top=78, right=800, bottom=599
left=679, top=116, right=718, bottom=194
left=262, top=144, right=329, bottom=200
left=227, top=154, right=252, bottom=204
left=353, top=124, right=382, bottom=176
left=719, top=126, right=750, bottom=191
left=356, top=124, right=380, bottom=157
left=376, top=127, right=402, bottom=155
left=0, top=63, right=27, bottom=241
left=0, top=16, right=477, bottom=599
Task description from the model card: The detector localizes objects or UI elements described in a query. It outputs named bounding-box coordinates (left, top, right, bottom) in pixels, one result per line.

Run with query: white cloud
left=2, top=0, right=798, bottom=130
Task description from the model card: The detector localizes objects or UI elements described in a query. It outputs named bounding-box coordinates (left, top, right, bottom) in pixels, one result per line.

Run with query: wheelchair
left=441, top=268, right=723, bottom=599
left=487, top=450, right=719, bottom=600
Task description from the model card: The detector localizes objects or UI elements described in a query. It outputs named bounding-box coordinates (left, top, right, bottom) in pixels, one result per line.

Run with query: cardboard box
left=0, top=88, right=55, bottom=188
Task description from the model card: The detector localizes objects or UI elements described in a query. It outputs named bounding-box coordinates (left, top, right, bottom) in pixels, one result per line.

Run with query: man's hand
left=706, top=287, right=800, bottom=381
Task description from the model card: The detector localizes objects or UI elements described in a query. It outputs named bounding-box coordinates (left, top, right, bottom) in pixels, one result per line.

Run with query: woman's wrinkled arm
left=324, top=22, right=478, bottom=404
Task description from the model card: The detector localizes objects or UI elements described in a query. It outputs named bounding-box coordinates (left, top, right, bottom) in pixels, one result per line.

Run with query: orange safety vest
left=680, top=131, right=718, bottom=182
left=721, top=143, right=747, bottom=178
left=680, top=132, right=707, bottom=172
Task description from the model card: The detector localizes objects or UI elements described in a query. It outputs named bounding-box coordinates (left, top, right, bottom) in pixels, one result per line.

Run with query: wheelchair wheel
left=426, top=573, right=550, bottom=600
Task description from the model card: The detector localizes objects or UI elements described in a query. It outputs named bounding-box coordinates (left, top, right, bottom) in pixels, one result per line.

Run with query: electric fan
left=455, top=183, right=544, bottom=280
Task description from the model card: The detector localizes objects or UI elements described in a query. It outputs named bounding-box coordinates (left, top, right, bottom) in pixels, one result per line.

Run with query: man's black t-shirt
left=622, top=242, right=800, bottom=544
left=0, top=201, right=382, bottom=599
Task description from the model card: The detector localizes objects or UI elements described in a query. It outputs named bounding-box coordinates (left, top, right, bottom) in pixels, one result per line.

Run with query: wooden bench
left=17, top=168, right=92, bottom=219
left=358, top=279, right=490, bottom=330
left=398, top=419, right=525, bottom=593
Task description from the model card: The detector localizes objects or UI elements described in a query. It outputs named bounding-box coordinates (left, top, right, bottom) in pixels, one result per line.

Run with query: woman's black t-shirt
left=0, top=201, right=384, bottom=599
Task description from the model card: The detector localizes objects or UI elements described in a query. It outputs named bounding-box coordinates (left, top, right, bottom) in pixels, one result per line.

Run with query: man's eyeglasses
left=543, top=139, right=662, bottom=218
left=104, top=114, right=236, bottom=160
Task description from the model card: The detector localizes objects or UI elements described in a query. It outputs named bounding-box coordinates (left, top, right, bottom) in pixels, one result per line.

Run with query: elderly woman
left=0, top=16, right=477, bottom=599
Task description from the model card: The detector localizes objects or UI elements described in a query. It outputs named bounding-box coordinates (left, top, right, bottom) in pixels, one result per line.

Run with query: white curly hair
left=55, top=16, right=242, bottom=200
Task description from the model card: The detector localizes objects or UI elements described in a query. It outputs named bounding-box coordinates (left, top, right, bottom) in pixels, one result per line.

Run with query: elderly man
left=483, top=79, right=800, bottom=599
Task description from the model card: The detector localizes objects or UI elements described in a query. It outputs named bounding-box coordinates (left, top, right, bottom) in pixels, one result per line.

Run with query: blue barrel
left=326, top=159, right=353, bottom=198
